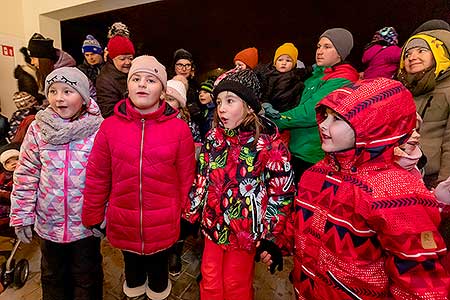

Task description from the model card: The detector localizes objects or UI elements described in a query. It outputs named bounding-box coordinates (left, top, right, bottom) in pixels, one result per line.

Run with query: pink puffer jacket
left=82, top=98, right=196, bottom=254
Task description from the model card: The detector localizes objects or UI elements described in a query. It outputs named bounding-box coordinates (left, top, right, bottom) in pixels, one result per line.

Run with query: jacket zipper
left=63, top=143, right=70, bottom=242
left=326, top=270, right=362, bottom=300
left=139, top=119, right=145, bottom=254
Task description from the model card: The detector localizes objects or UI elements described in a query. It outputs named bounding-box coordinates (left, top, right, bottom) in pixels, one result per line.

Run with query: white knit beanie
left=166, top=79, right=187, bottom=107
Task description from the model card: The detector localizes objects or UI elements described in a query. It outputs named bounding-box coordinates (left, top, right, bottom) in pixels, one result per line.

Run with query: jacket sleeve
left=438, top=96, right=450, bottom=182
left=176, top=123, right=196, bottom=211
left=261, top=138, right=296, bottom=242
left=273, top=77, right=351, bottom=130
left=82, top=124, right=111, bottom=227
left=184, top=140, right=210, bottom=223
left=9, top=122, right=41, bottom=227
left=95, top=75, right=122, bottom=118
left=367, top=190, right=449, bottom=299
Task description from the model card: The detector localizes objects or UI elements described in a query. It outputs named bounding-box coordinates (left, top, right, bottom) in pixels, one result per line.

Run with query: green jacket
left=273, top=64, right=358, bottom=163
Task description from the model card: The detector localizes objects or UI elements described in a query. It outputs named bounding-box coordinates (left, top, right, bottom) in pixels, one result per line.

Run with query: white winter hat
left=166, top=79, right=187, bottom=107
left=0, top=149, right=19, bottom=167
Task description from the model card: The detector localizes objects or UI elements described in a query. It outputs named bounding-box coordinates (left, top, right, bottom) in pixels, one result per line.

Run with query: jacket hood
left=322, top=62, right=360, bottom=82
left=114, top=98, right=178, bottom=121
left=316, top=78, right=416, bottom=169
left=399, top=30, right=450, bottom=78
left=54, top=49, right=76, bottom=68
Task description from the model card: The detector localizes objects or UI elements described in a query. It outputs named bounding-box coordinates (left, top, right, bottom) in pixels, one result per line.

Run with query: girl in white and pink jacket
left=10, top=67, right=104, bottom=300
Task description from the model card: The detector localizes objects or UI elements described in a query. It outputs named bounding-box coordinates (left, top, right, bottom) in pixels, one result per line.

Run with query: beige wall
left=0, top=0, right=158, bottom=118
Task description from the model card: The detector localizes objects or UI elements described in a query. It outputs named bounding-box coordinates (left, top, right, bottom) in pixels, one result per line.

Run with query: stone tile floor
left=0, top=235, right=295, bottom=299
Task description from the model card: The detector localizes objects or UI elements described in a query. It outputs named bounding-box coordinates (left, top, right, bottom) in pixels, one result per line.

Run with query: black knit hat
left=213, top=69, right=262, bottom=112
left=173, top=48, right=193, bottom=63
left=27, top=33, right=57, bottom=60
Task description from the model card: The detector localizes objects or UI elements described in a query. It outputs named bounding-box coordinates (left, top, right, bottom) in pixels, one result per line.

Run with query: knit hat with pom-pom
left=82, top=35, right=102, bottom=54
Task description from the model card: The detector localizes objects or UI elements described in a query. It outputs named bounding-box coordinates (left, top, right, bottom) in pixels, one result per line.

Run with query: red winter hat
left=107, top=35, right=135, bottom=59
left=233, top=47, right=258, bottom=69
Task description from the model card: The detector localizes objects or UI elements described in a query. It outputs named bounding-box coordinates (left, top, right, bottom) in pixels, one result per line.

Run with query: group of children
left=4, top=25, right=450, bottom=300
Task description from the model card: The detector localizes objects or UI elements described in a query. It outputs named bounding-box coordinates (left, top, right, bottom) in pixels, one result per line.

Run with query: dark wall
left=61, top=0, right=450, bottom=78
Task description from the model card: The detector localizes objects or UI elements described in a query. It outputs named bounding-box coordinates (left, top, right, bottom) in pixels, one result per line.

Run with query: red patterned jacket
left=279, top=78, right=450, bottom=299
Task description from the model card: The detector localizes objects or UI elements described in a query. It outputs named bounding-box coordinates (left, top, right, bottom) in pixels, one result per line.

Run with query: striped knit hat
left=200, top=79, right=215, bottom=94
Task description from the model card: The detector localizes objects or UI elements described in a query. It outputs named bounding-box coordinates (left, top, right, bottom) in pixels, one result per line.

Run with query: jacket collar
left=114, top=98, right=177, bottom=121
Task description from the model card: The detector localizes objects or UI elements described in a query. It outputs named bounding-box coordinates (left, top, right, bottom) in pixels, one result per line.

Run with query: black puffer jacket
left=255, top=63, right=307, bottom=112
left=77, top=60, right=104, bottom=85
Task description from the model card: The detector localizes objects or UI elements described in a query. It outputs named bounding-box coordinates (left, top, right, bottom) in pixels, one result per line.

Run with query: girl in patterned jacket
left=260, top=78, right=450, bottom=299
left=9, top=67, right=104, bottom=300
left=186, top=69, right=295, bottom=300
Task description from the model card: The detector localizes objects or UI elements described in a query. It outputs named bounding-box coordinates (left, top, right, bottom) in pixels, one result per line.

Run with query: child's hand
left=434, top=176, right=450, bottom=205
left=91, top=219, right=106, bottom=239
left=15, top=225, right=33, bottom=244
left=262, top=103, right=281, bottom=119
left=255, top=239, right=283, bottom=274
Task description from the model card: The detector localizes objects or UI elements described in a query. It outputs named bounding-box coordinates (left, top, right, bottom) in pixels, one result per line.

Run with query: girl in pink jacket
left=82, top=56, right=196, bottom=300
left=10, top=67, right=104, bottom=300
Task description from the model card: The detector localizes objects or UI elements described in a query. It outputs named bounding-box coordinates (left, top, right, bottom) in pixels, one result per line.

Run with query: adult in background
left=412, top=19, right=450, bottom=36
left=77, top=34, right=105, bottom=85
left=398, top=29, right=450, bottom=188
left=361, top=26, right=402, bottom=79
left=96, top=35, right=135, bottom=118
left=172, top=49, right=202, bottom=125
left=271, top=28, right=359, bottom=184
left=27, top=33, right=76, bottom=93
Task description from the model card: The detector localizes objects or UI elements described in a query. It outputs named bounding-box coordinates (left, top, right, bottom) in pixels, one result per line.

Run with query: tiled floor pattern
left=0, top=235, right=295, bottom=299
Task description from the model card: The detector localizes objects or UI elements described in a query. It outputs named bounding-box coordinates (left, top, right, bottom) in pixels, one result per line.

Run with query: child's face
left=165, top=95, right=180, bottom=109
left=128, top=72, right=163, bottom=114
left=199, top=90, right=212, bottom=105
left=48, top=82, right=84, bottom=119
left=275, top=55, right=294, bottom=73
left=316, top=37, right=341, bottom=67
left=319, top=108, right=355, bottom=152
left=4, top=156, right=18, bottom=172
left=112, top=54, right=133, bottom=74
left=234, top=60, right=247, bottom=71
left=216, top=91, right=248, bottom=129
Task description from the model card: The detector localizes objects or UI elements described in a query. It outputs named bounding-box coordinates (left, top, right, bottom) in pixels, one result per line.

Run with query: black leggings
left=40, top=236, right=103, bottom=300
left=122, top=249, right=169, bottom=293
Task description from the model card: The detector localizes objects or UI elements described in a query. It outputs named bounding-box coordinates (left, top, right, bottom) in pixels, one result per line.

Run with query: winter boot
left=146, top=280, right=172, bottom=300
left=123, top=281, right=147, bottom=300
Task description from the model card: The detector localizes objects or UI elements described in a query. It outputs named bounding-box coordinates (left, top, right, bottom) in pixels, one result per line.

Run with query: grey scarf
left=35, top=108, right=103, bottom=145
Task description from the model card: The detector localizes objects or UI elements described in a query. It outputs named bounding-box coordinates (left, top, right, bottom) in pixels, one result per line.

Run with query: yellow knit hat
left=273, top=43, right=298, bottom=65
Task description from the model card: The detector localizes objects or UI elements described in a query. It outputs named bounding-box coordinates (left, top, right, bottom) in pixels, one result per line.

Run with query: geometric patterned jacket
left=278, top=78, right=450, bottom=299
left=9, top=101, right=101, bottom=243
